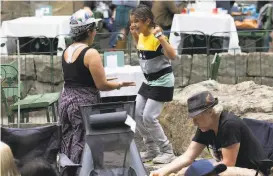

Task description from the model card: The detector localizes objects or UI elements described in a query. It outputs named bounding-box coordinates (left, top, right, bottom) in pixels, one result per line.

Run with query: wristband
left=154, top=31, right=163, bottom=38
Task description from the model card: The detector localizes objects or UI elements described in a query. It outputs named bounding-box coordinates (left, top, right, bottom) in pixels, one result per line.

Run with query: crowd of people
left=1, top=1, right=273, bottom=176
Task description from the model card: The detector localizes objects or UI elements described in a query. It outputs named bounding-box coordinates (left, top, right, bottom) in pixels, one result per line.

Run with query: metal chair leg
left=52, top=103, right=57, bottom=122
left=46, top=108, right=50, bottom=123
left=25, top=112, right=29, bottom=123
left=20, top=112, right=25, bottom=123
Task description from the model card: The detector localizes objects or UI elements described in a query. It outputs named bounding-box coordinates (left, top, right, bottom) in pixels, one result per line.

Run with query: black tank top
left=62, top=46, right=96, bottom=88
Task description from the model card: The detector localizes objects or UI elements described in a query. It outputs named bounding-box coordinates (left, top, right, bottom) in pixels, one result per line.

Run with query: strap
left=78, top=46, right=92, bottom=60
left=67, top=44, right=87, bottom=63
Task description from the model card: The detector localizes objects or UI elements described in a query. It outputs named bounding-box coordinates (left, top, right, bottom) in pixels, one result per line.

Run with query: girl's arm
left=153, top=26, right=176, bottom=60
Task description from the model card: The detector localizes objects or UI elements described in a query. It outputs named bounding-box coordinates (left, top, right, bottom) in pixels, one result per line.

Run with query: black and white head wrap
left=69, top=9, right=101, bottom=37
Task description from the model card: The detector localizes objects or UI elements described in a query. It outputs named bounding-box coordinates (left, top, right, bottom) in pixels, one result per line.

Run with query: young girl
left=130, top=5, right=177, bottom=164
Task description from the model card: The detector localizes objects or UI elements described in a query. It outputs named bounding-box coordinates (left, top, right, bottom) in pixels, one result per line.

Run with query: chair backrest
left=1, top=61, right=22, bottom=101
left=243, top=118, right=273, bottom=160
left=1, top=125, right=61, bottom=169
left=103, top=51, right=125, bottom=68
left=264, top=3, right=273, bottom=30
left=79, top=101, right=139, bottom=176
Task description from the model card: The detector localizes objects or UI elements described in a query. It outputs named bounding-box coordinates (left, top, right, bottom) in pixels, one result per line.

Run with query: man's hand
left=149, top=170, right=165, bottom=176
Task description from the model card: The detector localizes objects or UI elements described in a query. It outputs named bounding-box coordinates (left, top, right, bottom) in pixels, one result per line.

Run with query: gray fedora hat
left=187, top=91, right=218, bottom=118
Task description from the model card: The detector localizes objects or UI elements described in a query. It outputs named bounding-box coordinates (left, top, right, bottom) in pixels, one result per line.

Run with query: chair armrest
left=59, top=153, right=81, bottom=168
left=259, top=159, right=273, bottom=169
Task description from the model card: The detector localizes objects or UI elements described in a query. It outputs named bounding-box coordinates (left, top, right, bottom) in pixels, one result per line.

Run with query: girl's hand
left=153, top=26, right=164, bottom=40
left=130, top=24, right=138, bottom=36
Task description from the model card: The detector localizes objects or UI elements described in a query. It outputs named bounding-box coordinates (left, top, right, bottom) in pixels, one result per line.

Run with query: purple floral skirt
left=58, top=87, right=100, bottom=164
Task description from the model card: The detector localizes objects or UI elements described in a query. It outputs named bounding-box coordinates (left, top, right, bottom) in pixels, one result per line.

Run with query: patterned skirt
left=58, top=87, right=100, bottom=164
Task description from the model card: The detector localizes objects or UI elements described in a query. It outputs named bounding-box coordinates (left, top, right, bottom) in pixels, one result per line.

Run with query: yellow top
left=137, top=33, right=168, bottom=51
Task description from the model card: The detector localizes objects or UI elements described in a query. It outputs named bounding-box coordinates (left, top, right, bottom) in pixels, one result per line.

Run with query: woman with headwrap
left=58, top=8, right=135, bottom=165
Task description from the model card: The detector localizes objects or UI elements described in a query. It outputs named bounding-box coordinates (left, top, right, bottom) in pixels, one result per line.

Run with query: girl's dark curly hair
left=131, top=4, right=156, bottom=28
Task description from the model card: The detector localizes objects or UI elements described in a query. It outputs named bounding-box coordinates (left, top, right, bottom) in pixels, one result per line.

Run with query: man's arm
left=150, top=141, right=206, bottom=176
left=218, top=143, right=240, bottom=166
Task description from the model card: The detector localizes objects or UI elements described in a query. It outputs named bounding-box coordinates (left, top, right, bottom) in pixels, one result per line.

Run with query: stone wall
left=1, top=52, right=273, bottom=97
left=171, top=52, right=273, bottom=88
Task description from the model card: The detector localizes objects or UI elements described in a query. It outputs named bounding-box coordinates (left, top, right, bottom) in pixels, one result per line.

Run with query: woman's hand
left=106, top=77, right=117, bottom=81
left=121, top=81, right=136, bottom=87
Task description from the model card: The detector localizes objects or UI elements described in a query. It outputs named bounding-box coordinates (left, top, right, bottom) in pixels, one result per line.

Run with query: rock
left=191, top=54, right=208, bottom=78
left=174, top=77, right=189, bottom=88
left=247, top=52, right=273, bottom=77
left=34, top=55, right=63, bottom=84
left=20, top=55, right=36, bottom=80
left=172, top=55, right=192, bottom=78
left=237, top=77, right=262, bottom=85
left=125, top=53, right=139, bottom=66
left=21, top=80, right=34, bottom=97
left=261, top=77, right=273, bottom=87
left=217, top=53, right=247, bottom=77
left=28, top=81, right=63, bottom=95
left=157, top=80, right=273, bottom=157
left=188, top=75, right=207, bottom=84
left=217, top=76, right=236, bottom=84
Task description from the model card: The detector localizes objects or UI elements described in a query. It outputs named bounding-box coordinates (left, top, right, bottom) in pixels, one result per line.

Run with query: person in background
left=0, top=141, right=20, bottom=176
left=150, top=91, right=267, bottom=176
left=152, top=0, right=187, bottom=35
left=269, top=31, right=273, bottom=52
left=257, top=1, right=272, bottom=13
left=59, top=8, right=135, bottom=167
left=130, top=5, right=177, bottom=164
left=83, top=0, right=97, bottom=11
left=216, top=0, right=235, bottom=14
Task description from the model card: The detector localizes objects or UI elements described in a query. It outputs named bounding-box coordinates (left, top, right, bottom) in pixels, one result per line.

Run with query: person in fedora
left=150, top=91, right=267, bottom=176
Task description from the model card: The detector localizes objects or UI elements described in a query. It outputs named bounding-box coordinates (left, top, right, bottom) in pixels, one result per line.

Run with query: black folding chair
left=79, top=101, right=148, bottom=176
left=1, top=124, right=80, bottom=176
left=243, top=118, right=273, bottom=176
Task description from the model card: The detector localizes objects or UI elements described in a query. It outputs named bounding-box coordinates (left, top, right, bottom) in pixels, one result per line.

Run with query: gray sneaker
left=140, top=150, right=160, bottom=162
left=152, top=152, right=176, bottom=164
